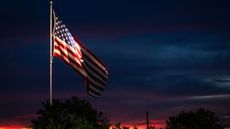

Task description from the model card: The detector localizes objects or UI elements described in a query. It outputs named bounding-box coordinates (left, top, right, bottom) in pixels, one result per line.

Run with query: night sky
left=0, top=0, right=230, bottom=128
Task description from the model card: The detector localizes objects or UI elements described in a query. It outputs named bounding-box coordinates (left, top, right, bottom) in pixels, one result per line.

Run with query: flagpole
left=50, top=0, right=53, bottom=106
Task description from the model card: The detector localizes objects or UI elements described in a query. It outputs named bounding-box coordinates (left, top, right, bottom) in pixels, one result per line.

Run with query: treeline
left=30, top=97, right=225, bottom=129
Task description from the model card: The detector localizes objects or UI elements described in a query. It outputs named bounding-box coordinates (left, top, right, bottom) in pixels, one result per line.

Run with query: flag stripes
left=54, top=37, right=83, bottom=67
left=53, top=14, right=108, bottom=97
left=55, top=36, right=82, bottom=62
left=53, top=45, right=85, bottom=77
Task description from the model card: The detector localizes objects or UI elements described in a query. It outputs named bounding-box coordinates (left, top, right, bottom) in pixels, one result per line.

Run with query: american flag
left=53, top=14, right=108, bottom=97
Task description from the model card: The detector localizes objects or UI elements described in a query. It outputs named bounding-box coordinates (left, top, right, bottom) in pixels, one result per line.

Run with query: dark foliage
left=166, top=108, right=223, bottom=129
left=31, top=97, right=110, bottom=129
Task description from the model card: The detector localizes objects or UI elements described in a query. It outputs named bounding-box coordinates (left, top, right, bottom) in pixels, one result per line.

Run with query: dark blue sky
left=0, top=0, right=230, bottom=127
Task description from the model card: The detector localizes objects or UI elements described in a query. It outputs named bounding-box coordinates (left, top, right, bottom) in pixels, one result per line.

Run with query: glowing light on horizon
left=0, top=127, right=31, bottom=129
left=109, top=123, right=164, bottom=129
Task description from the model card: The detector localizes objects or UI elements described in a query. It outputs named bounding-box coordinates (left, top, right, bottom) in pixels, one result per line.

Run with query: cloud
left=204, top=76, right=230, bottom=89
left=188, top=94, right=230, bottom=100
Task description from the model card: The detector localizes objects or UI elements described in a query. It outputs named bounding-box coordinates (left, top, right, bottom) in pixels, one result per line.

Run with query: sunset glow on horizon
left=109, top=119, right=165, bottom=129
left=109, top=124, right=164, bottom=129
left=0, top=120, right=165, bottom=129
left=0, top=126, right=31, bottom=129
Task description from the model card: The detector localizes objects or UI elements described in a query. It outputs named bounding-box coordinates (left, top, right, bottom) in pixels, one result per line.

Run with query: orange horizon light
left=110, top=123, right=164, bottom=129
left=0, top=126, right=31, bottom=129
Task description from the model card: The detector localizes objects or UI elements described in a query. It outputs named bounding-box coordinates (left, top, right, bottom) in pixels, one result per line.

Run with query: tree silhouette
left=111, top=123, right=131, bottom=129
left=122, top=126, right=129, bottom=129
left=149, top=125, right=155, bottom=129
left=31, top=97, right=110, bottom=129
left=165, top=108, right=223, bottom=129
left=112, top=122, right=122, bottom=129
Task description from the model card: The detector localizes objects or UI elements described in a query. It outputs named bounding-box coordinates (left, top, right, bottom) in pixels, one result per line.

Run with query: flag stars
left=54, top=17, right=77, bottom=48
